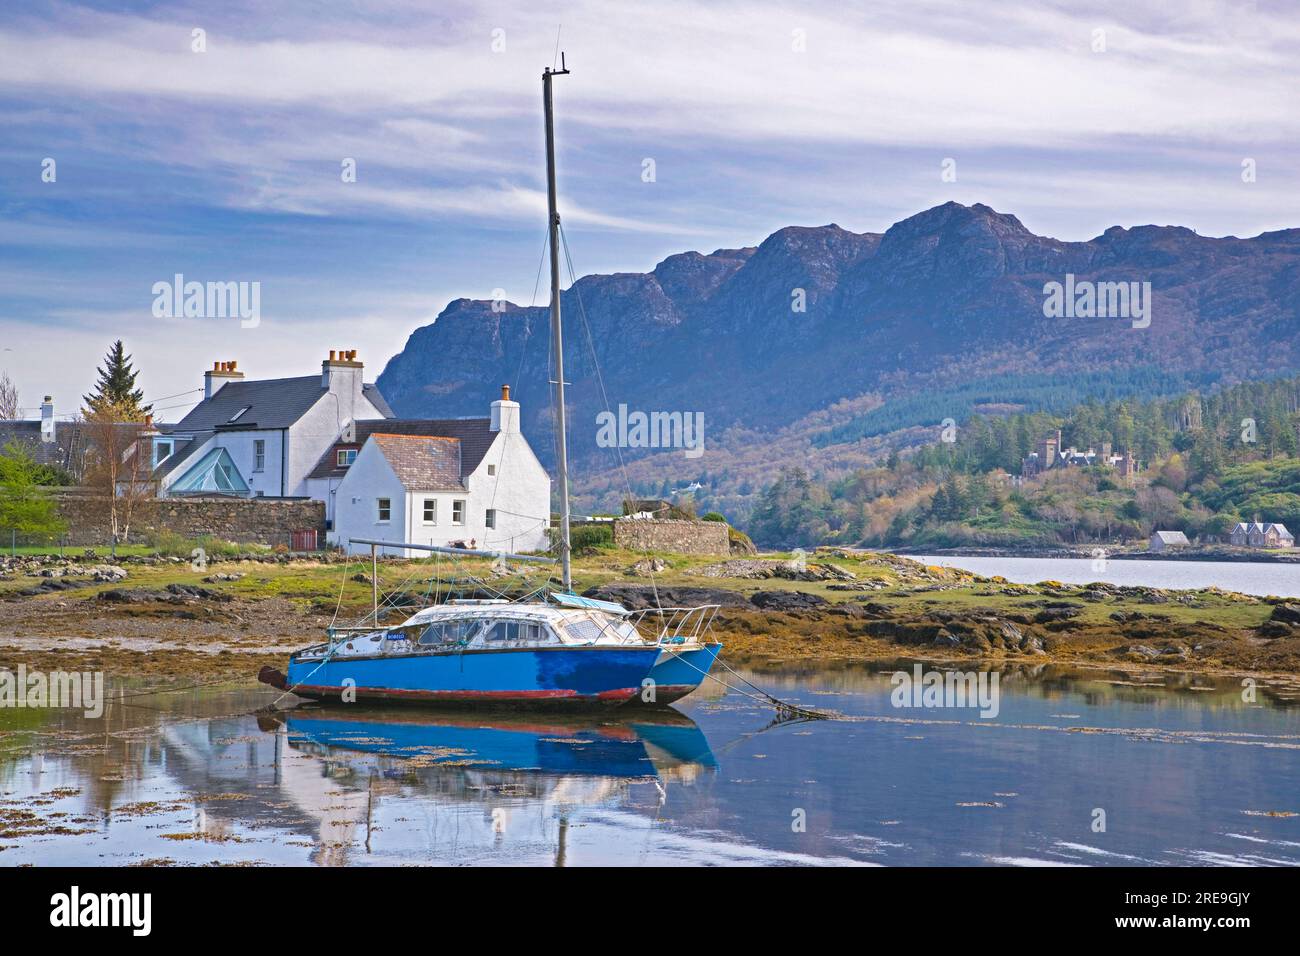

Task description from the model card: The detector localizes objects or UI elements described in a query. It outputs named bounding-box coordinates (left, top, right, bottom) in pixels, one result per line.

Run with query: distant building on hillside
left=1021, top=430, right=1139, bottom=480
left=1228, top=521, right=1294, bottom=549
left=1149, top=530, right=1191, bottom=551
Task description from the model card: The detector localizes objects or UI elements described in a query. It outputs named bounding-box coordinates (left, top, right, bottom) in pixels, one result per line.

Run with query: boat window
left=417, top=623, right=447, bottom=645
left=483, top=621, right=521, bottom=642
left=608, top=620, right=641, bottom=642
left=418, top=620, right=476, bottom=645
left=480, top=621, right=554, bottom=643
left=565, top=618, right=607, bottom=643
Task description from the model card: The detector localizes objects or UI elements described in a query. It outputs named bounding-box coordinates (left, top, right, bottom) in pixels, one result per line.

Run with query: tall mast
left=544, top=54, right=572, bottom=591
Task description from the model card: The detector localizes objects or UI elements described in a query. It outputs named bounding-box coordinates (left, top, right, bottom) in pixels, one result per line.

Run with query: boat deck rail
left=626, top=604, right=722, bottom=645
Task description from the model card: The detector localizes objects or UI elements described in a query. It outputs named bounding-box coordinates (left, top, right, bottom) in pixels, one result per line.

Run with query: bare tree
left=82, top=401, right=155, bottom=549
left=0, top=372, right=18, bottom=420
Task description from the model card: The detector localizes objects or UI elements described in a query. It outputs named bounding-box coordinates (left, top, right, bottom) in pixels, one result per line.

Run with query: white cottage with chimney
left=325, top=386, right=551, bottom=556
left=154, top=351, right=392, bottom=498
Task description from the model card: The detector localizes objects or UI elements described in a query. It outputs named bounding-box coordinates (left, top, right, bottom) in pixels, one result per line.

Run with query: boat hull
left=284, top=645, right=661, bottom=708
left=642, top=643, right=723, bottom=705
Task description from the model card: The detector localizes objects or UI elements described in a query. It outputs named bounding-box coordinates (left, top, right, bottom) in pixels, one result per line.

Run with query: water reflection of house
left=156, top=710, right=715, bottom=866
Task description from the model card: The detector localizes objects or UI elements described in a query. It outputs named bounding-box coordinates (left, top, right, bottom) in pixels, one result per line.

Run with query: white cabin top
left=398, top=602, right=642, bottom=647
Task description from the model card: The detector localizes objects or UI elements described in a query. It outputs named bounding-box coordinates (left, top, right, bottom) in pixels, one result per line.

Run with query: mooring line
left=665, top=646, right=836, bottom=721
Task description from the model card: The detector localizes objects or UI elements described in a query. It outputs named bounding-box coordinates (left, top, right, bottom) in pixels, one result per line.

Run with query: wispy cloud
left=0, top=0, right=1296, bottom=411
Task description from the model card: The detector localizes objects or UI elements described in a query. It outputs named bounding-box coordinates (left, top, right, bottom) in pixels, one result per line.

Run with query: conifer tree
left=83, top=340, right=149, bottom=417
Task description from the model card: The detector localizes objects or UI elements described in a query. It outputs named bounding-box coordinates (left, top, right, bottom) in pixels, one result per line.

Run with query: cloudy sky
left=1, top=0, right=1295, bottom=421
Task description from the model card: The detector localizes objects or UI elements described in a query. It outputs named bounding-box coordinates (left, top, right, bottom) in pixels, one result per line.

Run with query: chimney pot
left=501, top=384, right=511, bottom=401
left=204, top=360, right=244, bottom=399
left=329, top=350, right=336, bottom=361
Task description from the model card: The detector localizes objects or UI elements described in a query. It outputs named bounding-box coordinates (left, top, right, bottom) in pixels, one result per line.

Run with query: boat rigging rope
left=327, top=549, right=351, bottom=628
left=557, top=223, right=663, bottom=610
left=671, top=649, right=835, bottom=721
left=553, top=226, right=832, bottom=719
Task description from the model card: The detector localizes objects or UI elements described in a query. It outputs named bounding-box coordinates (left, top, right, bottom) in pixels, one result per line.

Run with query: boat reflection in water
left=259, top=705, right=717, bottom=864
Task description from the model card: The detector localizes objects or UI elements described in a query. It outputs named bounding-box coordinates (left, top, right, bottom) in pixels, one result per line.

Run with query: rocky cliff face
left=376, top=201, right=1300, bottom=473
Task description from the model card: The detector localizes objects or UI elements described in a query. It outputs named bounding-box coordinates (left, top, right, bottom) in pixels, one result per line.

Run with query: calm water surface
left=913, top=555, right=1300, bottom=598
left=4, top=665, right=1299, bottom=866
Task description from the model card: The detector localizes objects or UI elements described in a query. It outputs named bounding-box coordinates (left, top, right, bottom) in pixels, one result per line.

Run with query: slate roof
left=306, top=418, right=496, bottom=481
left=171, top=376, right=392, bottom=432
left=370, top=434, right=464, bottom=491
left=1151, top=531, right=1190, bottom=544
left=1231, top=521, right=1294, bottom=539
left=0, top=421, right=87, bottom=476
left=0, top=420, right=139, bottom=482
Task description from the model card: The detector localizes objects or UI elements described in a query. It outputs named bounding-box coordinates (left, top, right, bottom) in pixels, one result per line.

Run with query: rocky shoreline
left=0, top=549, right=1298, bottom=683
left=585, top=579, right=1300, bottom=672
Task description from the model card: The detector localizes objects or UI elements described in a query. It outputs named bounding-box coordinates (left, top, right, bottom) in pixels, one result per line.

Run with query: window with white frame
left=337, top=448, right=357, bottom=467
left=423, top=499, right=437, bottom=524
left=485, top=508, right=496, bottom=529
left=452, top=500, right=465, bottom=525
left=253, top=439, right=265, bottom=473
left=377, top=498, right=391, bottom=522
left=487, top=464, right=496, bottom=476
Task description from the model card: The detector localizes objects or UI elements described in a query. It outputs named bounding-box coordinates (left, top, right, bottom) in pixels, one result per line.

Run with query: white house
left=328, top=386, right=551, bottom=556
left=153, top=351, right=391, bottom=498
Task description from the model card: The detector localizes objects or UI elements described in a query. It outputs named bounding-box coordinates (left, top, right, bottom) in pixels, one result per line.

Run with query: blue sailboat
left=258, top=57, right=722, bottom=709
left=261, top=591, right=722, bottom=708
left=273, top=600, right=658, bottom=706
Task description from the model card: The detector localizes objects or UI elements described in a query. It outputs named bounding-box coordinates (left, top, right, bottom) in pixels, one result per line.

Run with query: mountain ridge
left=376, top=201, right=1300, bottom=513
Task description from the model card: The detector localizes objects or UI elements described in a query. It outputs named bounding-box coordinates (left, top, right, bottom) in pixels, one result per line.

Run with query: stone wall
left=52, top=495, right=326, bottom=548
left=611, top=518, right=729, bottom=556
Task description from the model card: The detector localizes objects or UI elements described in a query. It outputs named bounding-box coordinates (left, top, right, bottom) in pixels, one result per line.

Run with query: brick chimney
left=490, top=383, right=519, bottom=433
left=204, top=360, right=244, bottom=399
left=40, top=396, right=54, bottom=443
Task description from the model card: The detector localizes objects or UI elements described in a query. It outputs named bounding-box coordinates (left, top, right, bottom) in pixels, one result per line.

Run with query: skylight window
left=228, top=406, right=252, bottom=423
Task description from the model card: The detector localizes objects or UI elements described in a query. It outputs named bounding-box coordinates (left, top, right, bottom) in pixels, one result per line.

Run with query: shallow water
left=912, top=555, right=1300, bottom=598
left=1, top=664, right=1298, bottom=866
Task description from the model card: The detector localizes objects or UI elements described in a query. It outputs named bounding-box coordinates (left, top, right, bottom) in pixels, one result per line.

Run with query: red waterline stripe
left=292, top=684, right=640, bottom=703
